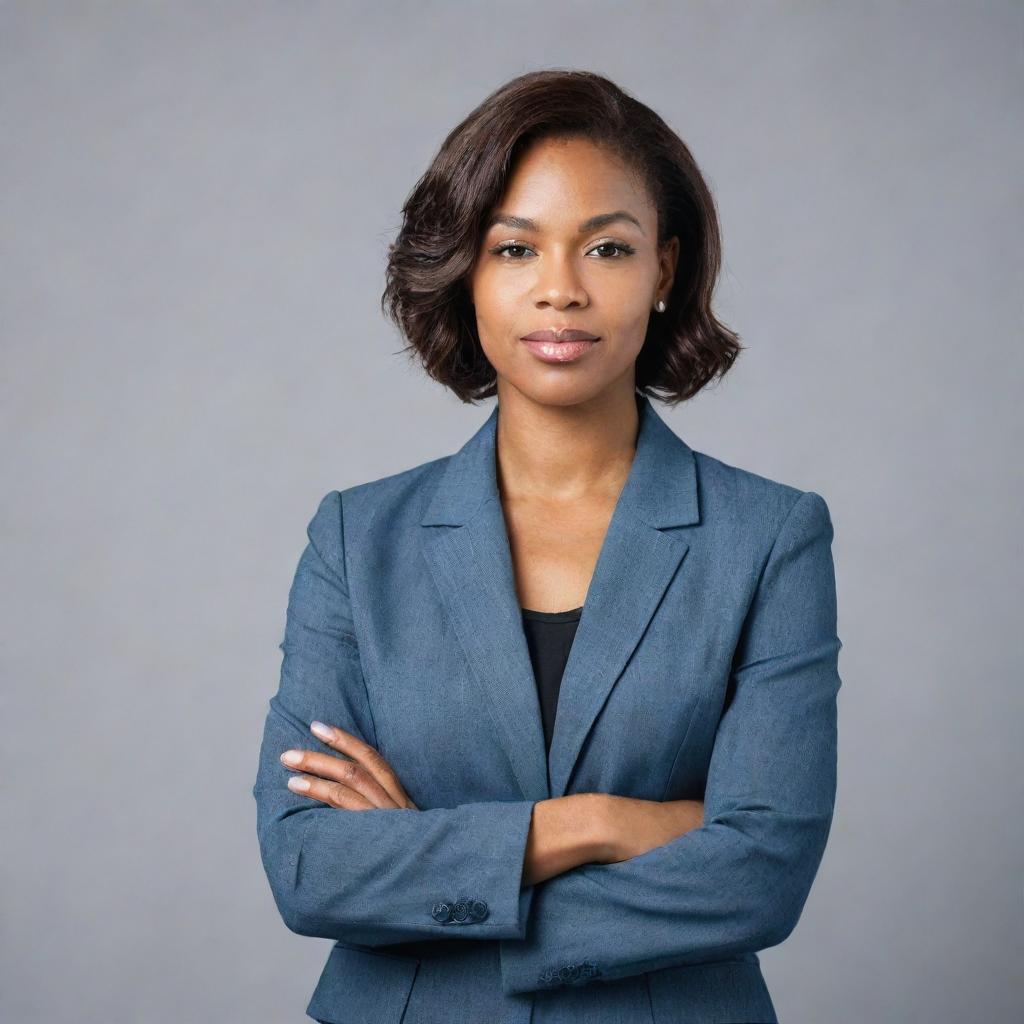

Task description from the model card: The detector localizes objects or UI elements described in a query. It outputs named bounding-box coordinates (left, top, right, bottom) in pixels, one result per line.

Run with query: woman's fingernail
left=310, top=721, right=334, bottom=741
left=281, top=750, right=302, bottom=766
left=288, top=776, right=310, bottom=792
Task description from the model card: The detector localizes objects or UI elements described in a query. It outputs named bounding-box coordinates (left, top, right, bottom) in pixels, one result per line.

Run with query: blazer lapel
left=419, top=394, right=700, bottom=804
left=419, top=406, right=551, bottom=803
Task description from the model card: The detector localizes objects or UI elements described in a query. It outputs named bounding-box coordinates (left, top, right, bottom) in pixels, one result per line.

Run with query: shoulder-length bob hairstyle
left=381, top=68, right=742, bottom=405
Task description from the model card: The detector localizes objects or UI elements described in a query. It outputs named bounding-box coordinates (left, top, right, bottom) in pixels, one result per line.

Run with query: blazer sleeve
left=499, top=490, right=842, bottom=995
left=252, top=490, right=538, bottom=945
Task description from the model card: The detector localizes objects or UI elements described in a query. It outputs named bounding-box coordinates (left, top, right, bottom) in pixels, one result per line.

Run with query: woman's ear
left=658, top=235, right=679, bottom=299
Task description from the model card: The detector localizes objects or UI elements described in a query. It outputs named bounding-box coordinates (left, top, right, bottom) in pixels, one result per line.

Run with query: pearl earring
left=655, top=299, right=666, bottom=313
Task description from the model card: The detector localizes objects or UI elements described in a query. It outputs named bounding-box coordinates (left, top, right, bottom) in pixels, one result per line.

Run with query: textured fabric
left=521, top=605, right=584, bottom=755
left=252, top=392, right=842, bottom=1024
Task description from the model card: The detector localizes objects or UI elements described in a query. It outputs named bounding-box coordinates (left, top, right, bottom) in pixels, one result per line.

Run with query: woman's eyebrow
left=485, top=210, right=644, bottom=235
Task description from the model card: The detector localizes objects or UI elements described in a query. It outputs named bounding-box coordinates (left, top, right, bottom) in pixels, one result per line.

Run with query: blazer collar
left=419, top=393, right=699, bottom=802
left=421, top=392, right=698, bottom=529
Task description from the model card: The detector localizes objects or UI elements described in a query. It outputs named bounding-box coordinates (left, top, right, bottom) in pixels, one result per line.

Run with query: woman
left=253, top=69, right=842, bottom=1024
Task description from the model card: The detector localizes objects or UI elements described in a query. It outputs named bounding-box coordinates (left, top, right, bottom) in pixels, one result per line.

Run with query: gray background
left=2, top=2, right=1021, bottom=1021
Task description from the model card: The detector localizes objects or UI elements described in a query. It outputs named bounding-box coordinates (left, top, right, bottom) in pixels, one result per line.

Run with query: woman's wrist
left=589, top=795, right=705, bottom=865
left=522, top=793, right=612, bottom=886
left=585, top=792, right=620, bottom=864
left=573, top=791, right=617, bottom=864
left=522, top=793, right=705, bottom=884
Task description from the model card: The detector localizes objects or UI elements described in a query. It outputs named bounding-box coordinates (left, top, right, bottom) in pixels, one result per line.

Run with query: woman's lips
left=520, top=337, right=599, bottom=363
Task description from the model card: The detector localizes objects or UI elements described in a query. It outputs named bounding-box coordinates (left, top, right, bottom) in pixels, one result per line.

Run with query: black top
left=521, top=605, right=584, bottom=754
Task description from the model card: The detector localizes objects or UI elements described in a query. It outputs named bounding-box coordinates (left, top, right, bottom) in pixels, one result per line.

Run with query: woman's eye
left=491, top=243, right=533, bottom=259
left=589, top=241, right=636, bottom=258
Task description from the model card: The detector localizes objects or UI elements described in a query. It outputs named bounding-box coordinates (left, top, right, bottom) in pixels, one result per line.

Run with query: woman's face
left=467, top=135, right=678, bottom=408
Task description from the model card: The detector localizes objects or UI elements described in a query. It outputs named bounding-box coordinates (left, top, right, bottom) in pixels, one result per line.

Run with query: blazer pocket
left=306, top=941, right=421, bottom=1024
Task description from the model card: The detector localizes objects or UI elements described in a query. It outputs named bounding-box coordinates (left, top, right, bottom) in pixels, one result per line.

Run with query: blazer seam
left=337, top=489, right=381, bottom=752
left=759, top=490, right=810, bottom=591
left=658, top=694, right=701, bottom=803
left=659, top=492, right=807, bottom=803
left=727, top=489, right=809, bottom=676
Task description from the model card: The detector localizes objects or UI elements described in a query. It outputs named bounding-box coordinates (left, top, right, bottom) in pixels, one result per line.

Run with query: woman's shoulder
left=688, top=446, right=831, bottom=537
left=339, top=453, right=450, bottom=509
left=306, top=452, right=454, bottom=545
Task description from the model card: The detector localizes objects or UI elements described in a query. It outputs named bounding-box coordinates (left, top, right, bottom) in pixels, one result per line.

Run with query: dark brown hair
left=381, top=68, right=742, bottom=405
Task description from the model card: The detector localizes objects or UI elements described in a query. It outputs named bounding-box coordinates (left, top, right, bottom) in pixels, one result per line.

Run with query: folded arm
left=252, top=490, right=539, bottom=945
left=499, top=490, right=843, bottom=995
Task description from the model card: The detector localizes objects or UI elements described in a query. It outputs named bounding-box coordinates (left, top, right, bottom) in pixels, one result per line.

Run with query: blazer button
left=468, top=899, right=489, bottom=922
left=431, top=901, right=453, bottom=923
left=539, top=960, right=601, bottom=988
left=451, top=899, right=470, bottom=923
left=538, top=967, right=560, bottom=988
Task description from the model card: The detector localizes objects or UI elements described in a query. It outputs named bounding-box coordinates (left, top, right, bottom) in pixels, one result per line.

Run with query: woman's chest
left=344, top=511, right=752, bottom=807
left=503, top=494, right=617, bottom=611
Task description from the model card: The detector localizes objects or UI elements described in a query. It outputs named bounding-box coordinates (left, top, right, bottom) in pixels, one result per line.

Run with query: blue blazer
left=252, top=393, right=842, bottom=1024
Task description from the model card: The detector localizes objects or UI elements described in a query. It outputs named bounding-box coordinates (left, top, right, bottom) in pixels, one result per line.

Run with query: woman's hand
left=280, top=720, right=419, bottom=811
left=593, top=796, right=704, bottom=864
